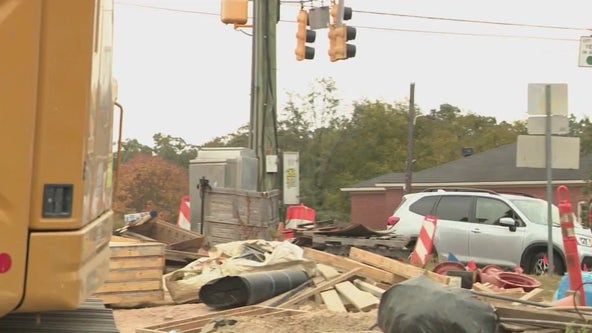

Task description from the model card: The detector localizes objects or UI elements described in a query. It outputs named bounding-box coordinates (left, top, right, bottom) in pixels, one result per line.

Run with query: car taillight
left=387, top=216, right=400, bottom=226
left=0, top=253, right=11, bottom=273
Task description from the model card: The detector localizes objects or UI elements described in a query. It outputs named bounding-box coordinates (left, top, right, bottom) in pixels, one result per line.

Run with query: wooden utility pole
left=249, top=0, right=280, bottom=192
left=404, top=83, right=415, bottom=194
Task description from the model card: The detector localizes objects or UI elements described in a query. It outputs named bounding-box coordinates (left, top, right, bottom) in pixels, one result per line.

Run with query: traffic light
left=220, top=0, right=248, bottom=25
left=295, top=10, right=316, bottom=61
left=328, top=2, right=356, bottom=62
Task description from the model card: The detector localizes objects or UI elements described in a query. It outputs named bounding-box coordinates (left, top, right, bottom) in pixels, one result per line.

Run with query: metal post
left=545, top=84, right=554, bottom=276
left=404, top=83, right=415, bottom=194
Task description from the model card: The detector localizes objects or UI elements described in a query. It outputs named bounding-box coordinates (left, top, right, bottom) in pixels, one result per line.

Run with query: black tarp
left=377, top=275, right=498, bottom=333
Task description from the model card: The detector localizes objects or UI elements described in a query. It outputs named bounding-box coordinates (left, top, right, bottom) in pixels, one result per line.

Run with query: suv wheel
left=528, top=251, right=565, bottom=275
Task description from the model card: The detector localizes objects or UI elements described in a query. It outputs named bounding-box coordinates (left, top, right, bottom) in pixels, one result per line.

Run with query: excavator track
left=0, top=298, right=119, bottom=332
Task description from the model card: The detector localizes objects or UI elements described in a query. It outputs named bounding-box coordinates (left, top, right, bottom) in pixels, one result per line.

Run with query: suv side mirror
left=499, top=217, right=517, bottom=232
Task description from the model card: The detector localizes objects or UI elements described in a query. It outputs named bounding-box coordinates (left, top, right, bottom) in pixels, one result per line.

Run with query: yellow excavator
left=0, top=0, right=118, bottom=331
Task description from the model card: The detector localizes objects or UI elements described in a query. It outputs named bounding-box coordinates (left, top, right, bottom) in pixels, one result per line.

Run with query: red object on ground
left=432, top=261, right=466, bottom=276
left=410, top=215, right=438, bottom=267
left=495, top=272, right=542, bottom=292
left=557, top=185, right=586, bottom=305
left=466, top=260, right=477, bottom=271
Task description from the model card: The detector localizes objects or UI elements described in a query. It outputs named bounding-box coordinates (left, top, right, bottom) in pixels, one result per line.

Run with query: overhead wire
left=114, top=1, right=588, bottom=42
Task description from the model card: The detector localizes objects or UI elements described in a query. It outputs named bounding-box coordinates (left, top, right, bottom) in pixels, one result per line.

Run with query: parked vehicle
left=387, top=188, right=592, bottom=275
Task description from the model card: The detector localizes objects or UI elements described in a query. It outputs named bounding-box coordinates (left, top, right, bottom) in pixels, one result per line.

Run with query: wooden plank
left=110, top=235, right=141, bottom=243
left=495, top=304, right=592, bottom=324
left=105, top=267, right=163, bottom=282
left=334, top=281, right=379, bottom=312
left=95, top=279, right=162, bottom=293
left=519, top=288, right=545, bottom=302
left=94, top=289, right=164, bottom=305
left=303, top=248, right=398, bottom=283
left=317, top=263, right=340, bottom=280
left=109, top=243, right=165, bottom=258
left=320, top=289, right=347, bottom=313
left=349, top=247, right=449, bottom=284
left=353, top=279, right=385, bottom=298
left=278, top=268, right=361, bottom=308
left=109, top=256, right=164, bottom=269
left=137, top=306, right=307, bottom=333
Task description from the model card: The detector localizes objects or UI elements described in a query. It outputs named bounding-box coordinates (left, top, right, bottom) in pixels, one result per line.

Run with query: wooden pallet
left=93, top=236, right=165, bottom=305
left=137, top=306, right=307, bottom=333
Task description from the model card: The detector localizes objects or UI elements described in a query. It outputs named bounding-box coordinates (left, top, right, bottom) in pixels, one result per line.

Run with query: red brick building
left=341, top=143, right=592, bottom=230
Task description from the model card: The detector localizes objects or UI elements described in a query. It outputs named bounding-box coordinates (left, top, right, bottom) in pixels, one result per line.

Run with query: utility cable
left=355, top=10, right=592, bottom=32
left=114, top=2, right=584, bottom=42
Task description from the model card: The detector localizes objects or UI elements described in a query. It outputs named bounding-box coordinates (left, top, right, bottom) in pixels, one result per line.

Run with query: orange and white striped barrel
left=285, top=204, right=315, bottom=229
left=176, top=195, right=191, bottom=230
left=410, top=215, right=438, bottom=267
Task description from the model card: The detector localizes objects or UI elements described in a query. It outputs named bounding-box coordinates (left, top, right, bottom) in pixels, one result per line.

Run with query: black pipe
left=198, top=176, right=210, bottom=235
left=199, top=268, right=309, bottom=309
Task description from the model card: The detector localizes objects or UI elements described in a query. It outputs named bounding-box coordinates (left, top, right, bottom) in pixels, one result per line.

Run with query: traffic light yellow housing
left=295, top=10, right=316, bottom=61
left=327, top=2, right=356, bottom=62
left=221, top=0, right=248, bottom=25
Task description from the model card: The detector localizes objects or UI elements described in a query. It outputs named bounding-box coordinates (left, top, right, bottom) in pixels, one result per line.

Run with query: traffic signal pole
left=249, top=0, right=280, bottom=192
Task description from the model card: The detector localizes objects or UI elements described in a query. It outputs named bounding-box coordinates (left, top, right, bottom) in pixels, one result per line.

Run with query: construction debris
left=93, top=236, right=165, bottom=306
left=111, top=232, right=589, bottom=333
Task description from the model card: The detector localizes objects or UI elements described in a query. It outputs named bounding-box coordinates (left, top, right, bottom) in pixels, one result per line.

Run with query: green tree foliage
left=118, top=138, right=153, bottom=163
left=114, top=78, right=592, bottom=223
left=152, top=133, right=198, bottom=168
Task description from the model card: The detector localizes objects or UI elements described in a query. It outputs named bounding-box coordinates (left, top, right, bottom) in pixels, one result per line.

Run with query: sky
left=112, top=0, right=592, bottom=146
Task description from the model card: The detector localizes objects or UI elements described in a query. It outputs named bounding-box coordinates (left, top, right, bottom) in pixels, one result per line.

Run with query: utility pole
left=249, top=0, right=279, bottom=192
left=404, top=83, right=415, bottom=194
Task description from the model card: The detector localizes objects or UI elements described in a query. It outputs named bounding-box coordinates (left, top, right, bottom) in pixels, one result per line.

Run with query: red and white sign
left=176, top=195, right=191, bottom=230
left=410, top=215, right=438, bottom=267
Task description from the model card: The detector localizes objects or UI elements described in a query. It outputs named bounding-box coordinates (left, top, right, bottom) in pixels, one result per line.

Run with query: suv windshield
left=510, top=198, right=560, bottom=225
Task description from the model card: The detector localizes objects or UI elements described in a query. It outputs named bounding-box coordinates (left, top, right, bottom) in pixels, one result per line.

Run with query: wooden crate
left=93, top=237, right=165, bottom=305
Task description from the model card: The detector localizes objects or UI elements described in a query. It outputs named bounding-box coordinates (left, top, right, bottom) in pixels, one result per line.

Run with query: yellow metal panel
left=29, top=0, right=105, bottom=230
left=0, top=0, right=42, bottom=317
left=17, top=212, right=112, bottom=312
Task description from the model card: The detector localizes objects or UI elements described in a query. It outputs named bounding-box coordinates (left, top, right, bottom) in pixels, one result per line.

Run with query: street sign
left=527, top=115, right=569, bottom=135
left=308, top=6, right=330, bottom=30
left=527, top=84, right=568, bottom=116
left=579, top=36, right=592, bottom=67
left=516, top=135, right=580, bottom=169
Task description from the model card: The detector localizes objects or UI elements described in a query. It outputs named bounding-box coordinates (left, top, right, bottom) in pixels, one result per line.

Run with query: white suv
left=387, top=188, right=592, bottom=275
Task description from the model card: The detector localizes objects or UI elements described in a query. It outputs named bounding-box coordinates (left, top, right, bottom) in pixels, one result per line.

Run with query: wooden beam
left=353, top=279, right=386, bottom=298
left=278, top=268, right=361, bottom=308
left=349, top=247, right=449, bottom=284
left=317, top=263, right=340, bottom=280
left=320, top=289, right=347, bottom=313
left=334, top=281, right=379, bottom=312
left=303, top=248, right=399, bottom=283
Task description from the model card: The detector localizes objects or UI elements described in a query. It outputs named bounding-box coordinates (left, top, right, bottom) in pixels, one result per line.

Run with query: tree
left=117, top=138, right=153, bottom=164
left=152, top=133, right=198, bottom=168
left=113, top=153, right=188, bottom=222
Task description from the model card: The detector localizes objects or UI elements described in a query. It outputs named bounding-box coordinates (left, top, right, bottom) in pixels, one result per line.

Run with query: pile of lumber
left=93, top=236, right=166, bottom=306
left=257, top=247, right=454, bottom=313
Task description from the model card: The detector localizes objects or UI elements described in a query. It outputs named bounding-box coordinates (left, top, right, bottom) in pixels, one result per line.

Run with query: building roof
left=347, top=143, right=592, bottom=189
